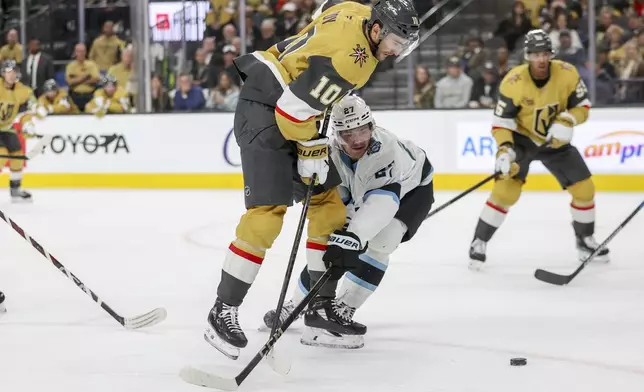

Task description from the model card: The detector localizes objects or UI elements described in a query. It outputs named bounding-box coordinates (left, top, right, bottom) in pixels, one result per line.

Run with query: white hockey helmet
left=331, top=95, right=374, bottom=133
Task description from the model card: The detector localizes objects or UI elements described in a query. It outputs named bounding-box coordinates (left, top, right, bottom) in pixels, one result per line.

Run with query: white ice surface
left=0, top=190, right=642, bottom=392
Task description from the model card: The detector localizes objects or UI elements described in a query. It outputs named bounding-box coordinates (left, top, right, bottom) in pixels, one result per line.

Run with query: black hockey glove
left=323, top=229, right=365, bottom=279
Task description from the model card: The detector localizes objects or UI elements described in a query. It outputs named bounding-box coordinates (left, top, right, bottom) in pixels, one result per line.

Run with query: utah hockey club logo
left=350, top=44, right=369, bottom=67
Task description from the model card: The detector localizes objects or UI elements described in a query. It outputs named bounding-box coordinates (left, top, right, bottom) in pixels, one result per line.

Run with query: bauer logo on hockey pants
left=329, top=235, right=360, bottom=250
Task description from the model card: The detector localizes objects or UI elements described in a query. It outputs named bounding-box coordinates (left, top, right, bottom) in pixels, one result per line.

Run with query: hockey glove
left=495, top=144, right=519, bottom=179
left=546, top=113, right=574, bottom=148
left=296, top=137, right=330, bottom=185
left=323, top=229, right=365, bottom=279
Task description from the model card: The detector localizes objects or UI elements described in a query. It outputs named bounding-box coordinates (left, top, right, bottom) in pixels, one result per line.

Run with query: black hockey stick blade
left=534, top=200, right=643, bottom=286
left=180, top=270, right=332, bottom=390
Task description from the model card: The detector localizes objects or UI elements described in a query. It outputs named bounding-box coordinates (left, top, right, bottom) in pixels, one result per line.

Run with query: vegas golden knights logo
left=533, top=103, right=559, bottom=137
left=0, top=102, right=15, bottom=122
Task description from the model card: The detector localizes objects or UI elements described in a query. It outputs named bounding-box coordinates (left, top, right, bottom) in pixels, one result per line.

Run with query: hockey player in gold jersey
left=85, top=74, right=131, bottom=117
left=0, top=60, right=38, bottom=202
left=468, top=29, right=608, bottom=270
left=206, top=0, right=420, bottom=359
left=37, top=79, right=80, bottom=115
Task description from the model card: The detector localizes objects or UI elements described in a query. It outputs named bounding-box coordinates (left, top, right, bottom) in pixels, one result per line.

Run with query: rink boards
left=7, top=108, right=644, bottom=191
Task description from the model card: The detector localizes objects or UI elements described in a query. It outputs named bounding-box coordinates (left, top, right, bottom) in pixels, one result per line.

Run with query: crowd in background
left=0, top=0, right=642, bottom=116
left=414, top=0, right=644, bottom=109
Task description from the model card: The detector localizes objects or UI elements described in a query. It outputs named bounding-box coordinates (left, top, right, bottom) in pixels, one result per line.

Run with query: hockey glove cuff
left=547, top=113, right=575, bottom=148
left=323, top=229, right=365, bottom=280
left=297, top=137, right=330, bottom=185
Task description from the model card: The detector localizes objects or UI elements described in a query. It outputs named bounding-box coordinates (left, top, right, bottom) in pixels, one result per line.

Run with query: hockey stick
left=180, top=269, right=332, bottom=391
left=0, top=132, right=54, bottom=160
left=534, top=200, right=644, bottom=286
left=265, top=108, right=333, bottom=375
left=424, top=172, right=498, bottom=220
left=0, top=209, right=167, bottom=329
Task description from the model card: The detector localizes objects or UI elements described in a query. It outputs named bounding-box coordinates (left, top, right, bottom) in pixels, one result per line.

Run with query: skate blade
left=204, top=328, right=240, bottom=360
left=11, top=197, right=33, bottom=204
left=300, top=327, right=364, bottom=349
left=468, top=259, right=484, bottom=271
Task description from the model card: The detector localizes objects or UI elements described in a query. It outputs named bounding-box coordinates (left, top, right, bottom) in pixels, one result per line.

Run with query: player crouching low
left=85, top=74, right=131, bottom=117
left=37, top=79, right=80, bottom=114
left=0, top=60, right=39, bottom=202
left=468, top=29, right=609, bottom=271
left=262, top=95, right=434, bottom=349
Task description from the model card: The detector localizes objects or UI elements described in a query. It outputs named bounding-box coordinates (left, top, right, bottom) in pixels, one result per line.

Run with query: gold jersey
left=0, top=81, right=36, bottom=133
left=491, top=60, right=591, bottom=147
left=236, top=1, right=378, bottom=142
left=37, top=90, right=79, bottom=114
left=85, top=86, right=131, bottom=115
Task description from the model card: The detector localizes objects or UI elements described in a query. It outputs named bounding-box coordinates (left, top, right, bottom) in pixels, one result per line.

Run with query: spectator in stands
left=468, top=61, right=499, bottom=109
left=606, top=25, right=627, bottom=64
left=205, top=0, right=237, bottom=40
left=413, top=65, right=435, bottom=109
left=638, top=30, right=644, bottom=58
left=549, top=11, right=583, bottom=51
left=496, top=46, right=511, bottom=79
left=243, top=14, right=261, bottom=53
left=89, top=21, right=125, bottom=73
left=256, top=19, right=279, bottom=51
left=151, top=74, right=171, bottom=113
left=495, top=1, right=533, bottom=52
left=171, top=73, right=206, bottom=111
left=454, top=36, right=489, bottom=78
left=615, top=40, right=644, bottom=101
left=596, top=6, right=615, bottom=43
left=626, top=13, right=643, bottom=38
left=203, top=37, right=223, bottom=68
left=554, top=30, right=587, bottom=70
left=222, top=44, right=241, bottom=86
left=0, top=29, right=23, bottom=64
left=22, top=38, right=54, bottom=97
left=108, top=47, right=133, bottom=92
left=37, top=79, right=79, bottom=115
left=206, top=72, right=240, bottom=111
left=232, top=37, right=244, bottom=55
left=191, top=48, right=215, bottom=89
left=85, top=74, right=131, bottom=117
left=217, top=24, right=238, bottom=52
left=66, top=43, right=101, bottom=111
left=597, top=47, right=618, bottom=80
left=276, top=2, right=300, bottom=38
left=434, top=57, right=473, bottom=109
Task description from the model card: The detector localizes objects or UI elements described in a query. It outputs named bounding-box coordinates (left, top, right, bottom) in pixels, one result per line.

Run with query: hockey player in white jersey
left=262, top=95, right=434, bottom=348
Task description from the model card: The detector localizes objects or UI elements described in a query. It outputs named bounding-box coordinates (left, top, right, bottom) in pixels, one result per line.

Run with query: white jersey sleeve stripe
left=276, top=85, right=321, bottom=123
left=492, top=116, right=517, bottom=131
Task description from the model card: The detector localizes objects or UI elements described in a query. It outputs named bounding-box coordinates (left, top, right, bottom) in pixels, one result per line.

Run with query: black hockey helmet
left=370, top=0, right=420, bottom=58
left=524, top=29, right=553, bottom=59
left=43, top=79, right=58, bottom=92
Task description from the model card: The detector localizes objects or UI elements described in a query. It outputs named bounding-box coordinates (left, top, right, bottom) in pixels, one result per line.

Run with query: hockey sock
left=9, top=170, right=22, bottom=189
left=306, top=240, right=340, bottom=298
left=217, top=240, right=266, bottom=306
left=337, top=250, right=388, bottom=309
left=474, top=200, right=508, bottom=241
left=571, top=200, right=595, bottom=237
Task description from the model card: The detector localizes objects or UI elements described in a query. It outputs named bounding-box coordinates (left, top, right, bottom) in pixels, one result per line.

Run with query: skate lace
left=471, top=239, right=486, bottom=254
left=219, top=305, right=243, bottom=334
left=333, top=300, right=355, bottom=321
left=583, top=236, right=600, bottom=249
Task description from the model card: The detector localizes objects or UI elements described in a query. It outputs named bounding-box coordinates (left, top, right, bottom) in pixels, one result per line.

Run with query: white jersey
left=330, top=126, right=433, bottom=244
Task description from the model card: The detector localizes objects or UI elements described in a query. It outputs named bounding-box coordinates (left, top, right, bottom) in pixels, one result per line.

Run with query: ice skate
left=204, top=298, right=247, bottom=360
left=576, top=235, right=610, bottom=263
left=10, top=181, right=32, bottom=203
left=0, top=291, right=6, bottom=316
left=468, top=238, right=487, bottom=271
left=260, top=299, right=299, bottom=332
left=301, top=297, right=365, bottom=349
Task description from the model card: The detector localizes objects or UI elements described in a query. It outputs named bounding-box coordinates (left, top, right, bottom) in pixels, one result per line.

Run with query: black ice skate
left=576, top=235, right=610, bottom=263
left=261, top=299, right=299, bottom=331
left=301, top=297, right=366, bottom=349
left=468, top=238, right=487, bottom=271
left=10, top=180, right=32, bottom=203
left=204, top=298, right=247, bottom=360
left=0, top=291, right=6, bottom=315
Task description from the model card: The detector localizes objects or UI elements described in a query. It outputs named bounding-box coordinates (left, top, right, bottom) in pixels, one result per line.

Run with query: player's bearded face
left=528, top=52, right=552, bottom=78
left=338, top=124, right=372, bottom=159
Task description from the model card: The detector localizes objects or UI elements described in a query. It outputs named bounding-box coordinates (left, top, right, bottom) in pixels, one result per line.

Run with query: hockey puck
left=510, top=358, right=527, bottom=366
